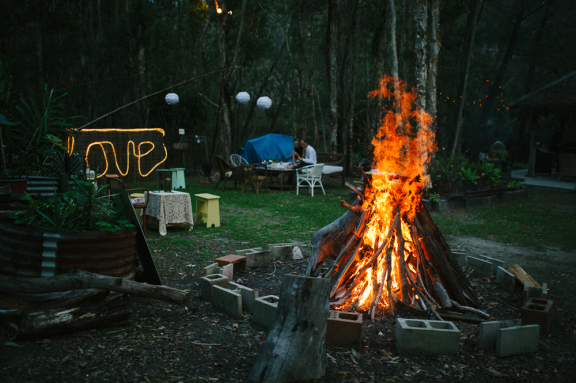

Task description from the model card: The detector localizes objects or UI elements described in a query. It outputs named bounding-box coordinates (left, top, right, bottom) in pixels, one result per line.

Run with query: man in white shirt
left=288, top=138, right=317, bottom=169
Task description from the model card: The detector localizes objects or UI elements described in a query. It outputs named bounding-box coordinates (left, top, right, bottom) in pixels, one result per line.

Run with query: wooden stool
left=195, top=193, right=220, bottom=228
left=215, top=254, right=247, bottom=273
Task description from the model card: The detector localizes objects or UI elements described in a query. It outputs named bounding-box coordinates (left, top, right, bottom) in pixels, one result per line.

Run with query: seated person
left=286, top=138, right=317, bottom=169
left=292, top=139, right=304, bottom=164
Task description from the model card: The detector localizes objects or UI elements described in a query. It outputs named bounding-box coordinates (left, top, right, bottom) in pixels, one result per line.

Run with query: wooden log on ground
left=306, top=209, right=360, bottom=276
left=248, top=275, right=331, bottom=383
left=0, top=270, right=197, bottom=311
left=18, top=295, right=132, bottom=339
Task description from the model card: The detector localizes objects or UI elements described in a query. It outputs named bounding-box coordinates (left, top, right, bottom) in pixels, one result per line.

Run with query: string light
left=68, top=128, right=168, bottom=178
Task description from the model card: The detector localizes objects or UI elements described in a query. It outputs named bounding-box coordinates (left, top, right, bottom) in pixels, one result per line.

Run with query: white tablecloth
left=146, top=191, right=194, bottom=235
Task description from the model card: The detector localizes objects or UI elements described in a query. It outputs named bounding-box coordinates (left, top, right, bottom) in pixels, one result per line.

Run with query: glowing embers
left=67, top=128, right=168, bottom=178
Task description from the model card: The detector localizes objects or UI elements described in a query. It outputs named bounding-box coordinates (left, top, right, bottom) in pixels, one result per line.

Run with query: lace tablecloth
left=146, top=191, right=194, bottom=235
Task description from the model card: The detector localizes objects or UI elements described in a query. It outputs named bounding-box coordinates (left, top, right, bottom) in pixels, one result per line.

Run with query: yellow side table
left=195, top=193, right=221, bottom=228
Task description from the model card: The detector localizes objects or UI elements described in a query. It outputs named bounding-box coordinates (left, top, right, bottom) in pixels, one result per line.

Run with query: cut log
left=18, top=295, right=132, bottom=339
left=306, top=209, right=360, bottom=276
left=248, top=275, right=331, bottom=383
left=0, top=270, right=197, bottom=311
left=508, top=263, right=540, bottom=288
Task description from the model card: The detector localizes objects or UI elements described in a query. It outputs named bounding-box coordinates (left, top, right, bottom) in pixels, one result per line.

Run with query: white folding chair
left=296, top=163, right=325, bottom=197
left=230, top=154, right=249, bottom=166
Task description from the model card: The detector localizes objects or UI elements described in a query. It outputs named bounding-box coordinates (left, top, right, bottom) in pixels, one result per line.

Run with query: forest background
left=1, top=0, right=575, bottom=174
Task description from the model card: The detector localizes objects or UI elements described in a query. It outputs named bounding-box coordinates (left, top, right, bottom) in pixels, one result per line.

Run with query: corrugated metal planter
left=0, top=222, right=137, bottom=279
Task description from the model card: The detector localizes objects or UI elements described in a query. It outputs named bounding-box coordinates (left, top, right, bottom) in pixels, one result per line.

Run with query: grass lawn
left=132, top=176, right=576, bottom=253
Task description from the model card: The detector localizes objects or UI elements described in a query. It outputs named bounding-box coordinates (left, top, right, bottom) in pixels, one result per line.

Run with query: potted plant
left=459, top=166, right=480, bottom=193
left=1, top=176, right=138, bottom=279
left=0, top=60, right=72, bottom=187
left=479, top=161, right=502, bottom=190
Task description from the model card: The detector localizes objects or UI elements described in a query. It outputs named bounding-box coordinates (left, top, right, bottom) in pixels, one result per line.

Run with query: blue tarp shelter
left=241, top=133, right=294, bottom=164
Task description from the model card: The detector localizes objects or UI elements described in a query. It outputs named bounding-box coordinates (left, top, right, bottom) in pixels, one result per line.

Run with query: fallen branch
left=0, top=270, right=196, bottom=311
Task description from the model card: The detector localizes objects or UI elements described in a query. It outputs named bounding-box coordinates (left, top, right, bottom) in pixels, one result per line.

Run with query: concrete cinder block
left=523, top=281, right=548, bottom=302
left=395, top=318, right=460, bottom=356
left=236, top=247, right=263, bottom=256
left=267, top=243, right=291, bottom=254
left=245, top=250, right=272, bottom=268
left=467, top=256, right=493, bottom=278
left=200, top=274, right=229, bottom=301
left=222, top=263, right=234, bottom=281
left=476, top=254, right=505, bottom=275
left=326, top=311, right=362, bottom=348
left=496, top=266, right=516, bottom=292
left=521, top=298, right=553, bottom=335
left=211, top=285, right=242, bottom=319
left=478, top=319, right=522, bottom=350
left=215, top=254, right=248, bottom=273
left=273, top=245, right=294, bottom=262
left=229, top=281, right=259, bottom=314
left=204, top=263, right=221, bottom=276
left=451, top=250, right=467, bottom=267
left=496, top=325, right=540, bottom=357
left=253, top=295, right=279, bottom=330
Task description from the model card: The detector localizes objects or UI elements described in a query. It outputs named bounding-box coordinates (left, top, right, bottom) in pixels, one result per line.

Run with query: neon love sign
left=67, top=128, right=168, bottom=178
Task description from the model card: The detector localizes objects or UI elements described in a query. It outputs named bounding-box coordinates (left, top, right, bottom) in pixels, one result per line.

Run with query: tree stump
left=248, top=275, right=331, bottom=383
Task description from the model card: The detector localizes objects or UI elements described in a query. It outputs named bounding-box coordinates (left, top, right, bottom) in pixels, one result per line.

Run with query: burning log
left=248, top=275, right=331, bottom=383
left=306, top=208, right=359, bottom=277
left=305, top=75, right=484, bottom=320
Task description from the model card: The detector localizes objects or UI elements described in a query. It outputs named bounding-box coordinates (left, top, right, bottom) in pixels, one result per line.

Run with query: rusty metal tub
left=0, top=222, right=137, bottom=279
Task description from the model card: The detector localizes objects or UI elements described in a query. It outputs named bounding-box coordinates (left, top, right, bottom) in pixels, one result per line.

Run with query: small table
left=263, top=164, right=296, bottom=191
left=146, top=191, right=194, bottom=235
left=156, top=168, right=186, bottom=190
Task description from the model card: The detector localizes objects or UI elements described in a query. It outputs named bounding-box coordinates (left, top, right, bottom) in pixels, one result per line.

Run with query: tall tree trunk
left=326, top=0, right=338, bottom=152
left=400, top=0, right=411, bottom=83
left=338, top=0, right=361, bottom=169
left=512, top=0, right=553, bottom=163
left=426, top=0, right=440, bottom=130
left=134, top=0, right=149, bottom=128
left=370, top=1, right=388, bottom=148
left=346, top=2, right=362, bottom=173
left=470, top=0, right=526, bottom=160
left=414, top=0, right=428, bottom=111
left=450, top=0, right=482, bottom=163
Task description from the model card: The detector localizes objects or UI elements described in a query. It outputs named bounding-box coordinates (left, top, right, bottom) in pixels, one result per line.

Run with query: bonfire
left=307, top=76, right=484, bottom=321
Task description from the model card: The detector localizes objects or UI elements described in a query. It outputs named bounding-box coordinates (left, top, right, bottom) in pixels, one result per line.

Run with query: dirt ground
left=2, top=232, right=576, bottom=382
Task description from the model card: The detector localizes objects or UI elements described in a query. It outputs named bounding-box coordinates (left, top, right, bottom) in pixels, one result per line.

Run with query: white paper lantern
left=256, top=96, right=272, bottom=109
left=165, top=93, right=179, bottom=105
left=236, top=91, right=250, bottom=104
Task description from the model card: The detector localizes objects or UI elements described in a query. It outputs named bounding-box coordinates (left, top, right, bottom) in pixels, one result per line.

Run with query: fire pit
left=307, top=76, right=482, bottom=321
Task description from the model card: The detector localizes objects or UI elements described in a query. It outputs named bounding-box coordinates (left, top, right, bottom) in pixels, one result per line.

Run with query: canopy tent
left=241, top=133, right=294, bottom=164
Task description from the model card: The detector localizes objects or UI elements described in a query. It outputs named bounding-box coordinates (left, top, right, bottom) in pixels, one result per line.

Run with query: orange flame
left=335, top=75, right=436, bottom=312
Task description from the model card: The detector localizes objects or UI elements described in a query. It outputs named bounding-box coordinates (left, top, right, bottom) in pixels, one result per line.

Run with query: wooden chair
left=214, top=155, right=244, bottom=191
left=107, top=176, right=150, bottom=235
left=240, top=163, right=270, bottom=194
